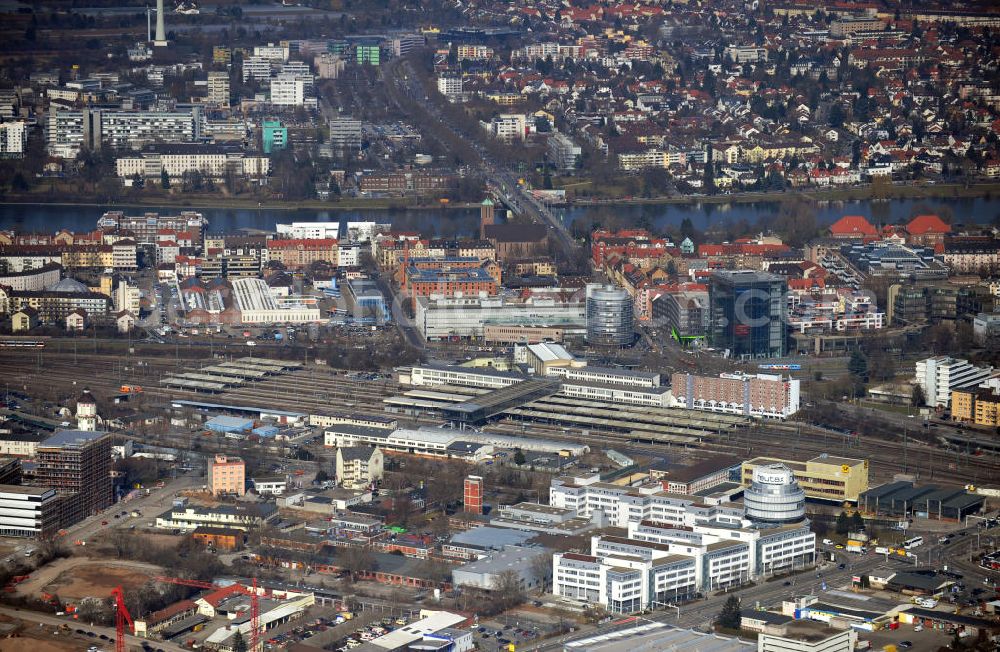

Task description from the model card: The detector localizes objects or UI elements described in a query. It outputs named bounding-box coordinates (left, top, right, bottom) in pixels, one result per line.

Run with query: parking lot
left=861, top=623, right=953, bottom=650
left=328, top=615, right=416, bottom=652
left=473, top=617, right=557, bottom=652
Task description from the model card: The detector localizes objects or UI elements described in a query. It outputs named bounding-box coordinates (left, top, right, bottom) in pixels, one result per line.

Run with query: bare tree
left=492, top=569, right=526, bottom=612
left=339, top=545, right=377, bottom=582
left=529, top=553, right=552, bottom=595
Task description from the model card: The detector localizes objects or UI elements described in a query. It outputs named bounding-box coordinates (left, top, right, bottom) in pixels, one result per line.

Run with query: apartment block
left=265, top=239, right=338, bottom=270
left=0, top=121, right=27, bottom=158
left=335, top=446, right=384, bottom=489
left=951, top=387, right=1000, bottom=427
left=97, top=211, right=207, bottom=246
left=32, top=430, right=112, bottom=525
left=206, top=71, right=230, bottom=107
left=671, top=372, right=801, bottom=419
left=329, top=117, right=363, bottom=150
left=208, top=454, right=246, bottom=496
left=915, top=356, right=994, bottom=408
left=47, top=107, right=203, bottom=157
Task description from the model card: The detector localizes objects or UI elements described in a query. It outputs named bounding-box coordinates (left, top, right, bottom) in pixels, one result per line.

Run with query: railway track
left=2, top=350, right=998, bottom=486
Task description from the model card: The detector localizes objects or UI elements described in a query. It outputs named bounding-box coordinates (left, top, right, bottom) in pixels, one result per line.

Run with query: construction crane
left=154, top=576, right=262, bottom=652
left=153, top=575, right=215, bottom=590
left=111, top=586, right=134, bottom=652
left=250, top=578, right=260, bottom=652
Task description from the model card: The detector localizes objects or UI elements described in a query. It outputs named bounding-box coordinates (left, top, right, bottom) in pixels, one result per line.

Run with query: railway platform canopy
left=237, top=357, right=302, bottom=371
left=169, top=399, right=306, bottom=424
left=440, top=378, right=561, bottom=425
left=200, top=364, right=270, bottom=379
left=161, top=377, right=228, bottom=392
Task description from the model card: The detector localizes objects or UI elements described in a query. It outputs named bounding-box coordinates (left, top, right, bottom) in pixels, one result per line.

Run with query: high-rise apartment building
left=32, top=430, right=112, bottom=525
left=915, top=356, right=994, bottom=407
left=207, top=71, right=230, bottom=107
left=262, top=120, right=287, bottom=154
left=329, top=117, right=362, bottom=150
left=208, top=454, right=246, bottom=496
left=47, top=107, right=202, bottom=158
left=0, top=121, right=27, bottom=159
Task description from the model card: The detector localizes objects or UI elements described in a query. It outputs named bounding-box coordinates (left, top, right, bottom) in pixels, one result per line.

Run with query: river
left=559, top=196, right=1000, bottom=232
left=1, top=196, right=998, bottom=237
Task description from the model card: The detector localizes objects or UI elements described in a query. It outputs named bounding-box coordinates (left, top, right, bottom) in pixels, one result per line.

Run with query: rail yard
left=2, top=346, right=996, bottom=488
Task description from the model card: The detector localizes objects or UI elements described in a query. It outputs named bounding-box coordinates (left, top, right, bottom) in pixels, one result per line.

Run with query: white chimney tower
left=154, top=0, right=168, bottom=46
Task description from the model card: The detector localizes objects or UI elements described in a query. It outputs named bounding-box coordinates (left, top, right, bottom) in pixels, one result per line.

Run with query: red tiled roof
left=906, top=214, right=951, bottom=235
left=829, top=215, right=877, bottom=236
left=144, top=599, right=197, bottom=626
left=199, top=584, right=242, bottom=607
left=788, top=278, right=826, bottom=290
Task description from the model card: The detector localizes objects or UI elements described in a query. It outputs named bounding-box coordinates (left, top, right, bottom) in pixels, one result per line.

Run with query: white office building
left=406, top=364, right=523, bottom=390
left=0, top=121, right=28, bottom=158
left=270, top=74, right=314, bottom=107
left=0, top=486, right=60, bottom=538
left=116, top=144, right=270, bottom=181
left=724, top=46, right=769, bottom=63
left=315, top=53, right=346, bottom=79
left=242, top=56, right=273, bottom=82
left=482, top=114, right=528, bottom=142
left=325, top=424, right=588, bottom=457
left=437, top=76, right=463, bottom=96
left=276, top=222, right=340, bottom=239
left=414, top=293, right=586, bottom=340
left=547, top=472, right=815, bottom=609
left=253, top=43, right=289, bottom=62
left=337, top=242, right=362, bottom=267
left=231, top=277, right=321, bottom=324
left=553, top=515, right=814, bottom=613
left=915, top=356, right=994, bottom=407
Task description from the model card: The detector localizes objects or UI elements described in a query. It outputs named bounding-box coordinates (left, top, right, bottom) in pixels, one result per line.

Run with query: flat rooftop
left=0, top=484, right=53, bottom=496
left=39, top=429, right=108, bottom=449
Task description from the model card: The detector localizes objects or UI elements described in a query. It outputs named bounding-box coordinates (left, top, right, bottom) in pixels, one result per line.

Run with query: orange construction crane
left=153, top=576, right=215, bottom=590
left=111, top=586, right=134, bottom=652
left=250, top=577, right=260, bottom=652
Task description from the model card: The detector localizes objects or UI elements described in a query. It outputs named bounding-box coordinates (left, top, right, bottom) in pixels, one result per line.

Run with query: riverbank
left=0, top=195, right=481, bottom=212
left=6, top=180, right=1000, bottom=213
left=569, top=181, right=1000, bottom=207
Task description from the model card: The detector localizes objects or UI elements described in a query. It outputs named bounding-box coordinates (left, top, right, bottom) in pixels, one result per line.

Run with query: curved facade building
left=744, top=464, right=806, bottom=525
left=586, top=285, right=634, bottom=346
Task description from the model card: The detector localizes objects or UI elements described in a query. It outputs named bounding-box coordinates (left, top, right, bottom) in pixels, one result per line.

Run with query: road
left=381, top=56, right=577, bottom=263
left=59, top=471, right=203, bottom=545
left=0, top=605, right=187, bottom=652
